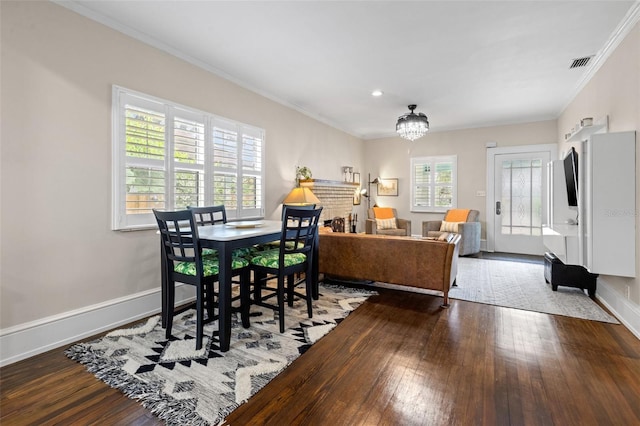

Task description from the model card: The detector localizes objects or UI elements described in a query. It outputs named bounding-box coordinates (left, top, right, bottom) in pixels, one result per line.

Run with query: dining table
left=196, top=219, right=282, bottom=352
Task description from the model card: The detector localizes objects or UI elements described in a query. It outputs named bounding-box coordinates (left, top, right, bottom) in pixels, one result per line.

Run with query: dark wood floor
left=2, top=287, right=640, bottom=425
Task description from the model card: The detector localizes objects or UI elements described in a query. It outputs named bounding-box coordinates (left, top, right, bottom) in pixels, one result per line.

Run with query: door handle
left=496, top=201, right=501, bottom=215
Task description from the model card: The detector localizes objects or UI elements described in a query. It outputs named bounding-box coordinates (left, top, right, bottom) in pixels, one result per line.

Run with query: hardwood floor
left=2, top=288, right=639, bottom=425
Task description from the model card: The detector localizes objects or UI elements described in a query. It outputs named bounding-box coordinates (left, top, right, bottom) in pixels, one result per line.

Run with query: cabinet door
left=590, top=131, right=636, bottom=277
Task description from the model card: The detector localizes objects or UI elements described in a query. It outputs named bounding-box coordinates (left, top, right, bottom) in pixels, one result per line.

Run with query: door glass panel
left=532, top=165, right=542, bottom=228
left=500, top=158, right=543, bottom=236
left=501, top=162, right=511, bottom=231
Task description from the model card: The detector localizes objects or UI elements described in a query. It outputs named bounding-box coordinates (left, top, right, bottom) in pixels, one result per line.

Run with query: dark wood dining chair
left=153, top=209, right=250, bottom=350
left=188, top=205, right=227, bottom=258
left=188, top=204, right=253, bottom=315
left=247, top=207, right=322, bottom=333
left=254, top=203, right=320, bottom=299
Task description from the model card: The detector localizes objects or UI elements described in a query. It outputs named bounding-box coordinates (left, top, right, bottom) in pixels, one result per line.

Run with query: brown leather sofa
left=318, top=232, right=461, bottom=306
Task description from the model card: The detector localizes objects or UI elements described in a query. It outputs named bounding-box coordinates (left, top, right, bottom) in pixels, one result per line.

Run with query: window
left=410, top=155, right=457, bottom=212
left=112, top=86, right=264, bottom=230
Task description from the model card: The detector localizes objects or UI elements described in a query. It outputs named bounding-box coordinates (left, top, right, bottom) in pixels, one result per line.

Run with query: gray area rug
left=66, top=283, right=375, bottom=425
left=451, top=257, right=619, bottom=323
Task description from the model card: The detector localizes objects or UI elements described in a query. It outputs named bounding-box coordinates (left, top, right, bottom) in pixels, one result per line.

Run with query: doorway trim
left=486, top=143, right=558, bottom=253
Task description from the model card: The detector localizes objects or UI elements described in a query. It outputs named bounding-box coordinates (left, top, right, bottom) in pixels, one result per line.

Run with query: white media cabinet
left=543, top=130, right=636, bottom=278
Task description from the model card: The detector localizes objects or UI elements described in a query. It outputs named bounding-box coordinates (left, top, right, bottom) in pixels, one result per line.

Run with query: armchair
left=365, top=207, right=411, bottom=236
left=422, top=209, right=481, bottom=256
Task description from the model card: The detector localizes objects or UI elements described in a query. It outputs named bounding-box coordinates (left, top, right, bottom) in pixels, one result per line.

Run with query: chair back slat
left=189, top=205, right=227, bottom=226
left=281, top=203, right=315, bottom=220
left=153, top=209, right=203, bottom=274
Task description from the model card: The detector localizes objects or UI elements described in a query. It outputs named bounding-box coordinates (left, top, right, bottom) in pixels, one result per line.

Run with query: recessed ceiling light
left=371, top=90, right=383, bottom=97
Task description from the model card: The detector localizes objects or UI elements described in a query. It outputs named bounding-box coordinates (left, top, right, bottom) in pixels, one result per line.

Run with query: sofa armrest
left=457, top=222, right=480, bottom=234
left=457, top=221, right=481, bottom=255
left=422, top=220, right=443, bottom=236
left=365, top=218, right=377, bottom=234
left=397, top=219, right=411, bottom=236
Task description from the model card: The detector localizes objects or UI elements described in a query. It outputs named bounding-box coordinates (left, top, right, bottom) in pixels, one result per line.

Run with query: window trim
left=111, top=86, right=265, bottom=231
left=410, top=155, right=458, bottom=213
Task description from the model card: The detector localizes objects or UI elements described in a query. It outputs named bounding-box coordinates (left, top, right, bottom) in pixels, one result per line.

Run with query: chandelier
left=396, top=104, right=429, bottom=141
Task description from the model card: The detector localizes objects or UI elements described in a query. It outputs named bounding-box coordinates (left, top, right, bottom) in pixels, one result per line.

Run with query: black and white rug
left=66, top=283, right=374, bottom=426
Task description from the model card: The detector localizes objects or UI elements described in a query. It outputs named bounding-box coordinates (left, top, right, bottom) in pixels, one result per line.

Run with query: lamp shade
left=282, top=187, right=321, bottom=205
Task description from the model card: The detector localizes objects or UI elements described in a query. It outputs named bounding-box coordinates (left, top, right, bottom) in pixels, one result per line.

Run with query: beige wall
left=558, top=21, right=640, bottom=304
left=364, top=120, right=558, bottom=239
left=2, top=1, right=638, bottom=333
left=0, top=1, right=364, bottom=328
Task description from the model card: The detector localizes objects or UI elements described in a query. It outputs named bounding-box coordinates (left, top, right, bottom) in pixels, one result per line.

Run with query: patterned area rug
left=451, top=257, right=619, bottom=323
left=66, top=283, right=374, bottom=425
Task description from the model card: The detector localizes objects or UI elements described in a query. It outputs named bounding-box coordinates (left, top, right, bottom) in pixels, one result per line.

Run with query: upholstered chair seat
left=174, top=257, right=249, bottom=276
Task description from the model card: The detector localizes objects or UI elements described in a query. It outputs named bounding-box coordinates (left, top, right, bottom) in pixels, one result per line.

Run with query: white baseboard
left=0, top=285, right=195, bottom=367
left=596, top=278, right=640, bottom=339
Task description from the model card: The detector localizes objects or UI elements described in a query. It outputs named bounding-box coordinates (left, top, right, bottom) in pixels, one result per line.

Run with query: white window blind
left=112, top=86, right=265, bottom=230
left=173, top=112, right=205, bottom=210
left=410, top=155, right=457, bottom=213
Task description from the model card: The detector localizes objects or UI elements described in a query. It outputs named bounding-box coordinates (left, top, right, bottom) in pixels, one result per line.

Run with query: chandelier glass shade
left=396, top=104, right=429, bottom=141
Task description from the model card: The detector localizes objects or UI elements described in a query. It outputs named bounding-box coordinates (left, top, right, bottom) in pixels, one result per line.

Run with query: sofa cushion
left=440, top=221, right=462, bottom=232
left=428, top=230, right=452, bottom=240
left=378, top=228, right=409, bottom=236
left=376, top=217, right=398, bottom=230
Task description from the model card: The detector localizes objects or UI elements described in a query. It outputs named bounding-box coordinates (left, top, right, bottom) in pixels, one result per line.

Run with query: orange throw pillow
left=373, top=207, right=395, bottom=219
left=445, top=209, right=470, bottom=222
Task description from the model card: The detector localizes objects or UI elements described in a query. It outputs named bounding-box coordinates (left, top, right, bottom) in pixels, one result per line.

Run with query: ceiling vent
left=569, top=56, right=593, bottom=69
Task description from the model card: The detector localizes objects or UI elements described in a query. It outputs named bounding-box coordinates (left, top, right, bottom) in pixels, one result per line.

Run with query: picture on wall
left=377, top=178, right=398, bottom=196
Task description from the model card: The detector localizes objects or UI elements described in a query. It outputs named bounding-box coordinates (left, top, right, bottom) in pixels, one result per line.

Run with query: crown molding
left=52, top=1, right=363, bottom=140
left=53, top=0, right=640, bottom=140
left=560, top=1, right=640, bottom=114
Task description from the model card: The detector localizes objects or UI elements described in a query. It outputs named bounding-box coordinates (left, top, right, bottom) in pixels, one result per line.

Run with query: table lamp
left=282, top=186, right=320, bottom=206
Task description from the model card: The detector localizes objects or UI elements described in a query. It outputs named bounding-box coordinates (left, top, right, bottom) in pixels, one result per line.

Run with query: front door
left=493, top=151, right=550, bottom=255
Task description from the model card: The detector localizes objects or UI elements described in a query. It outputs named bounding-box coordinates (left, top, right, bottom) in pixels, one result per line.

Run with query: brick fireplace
left=299, top=179, right=360, bottom=226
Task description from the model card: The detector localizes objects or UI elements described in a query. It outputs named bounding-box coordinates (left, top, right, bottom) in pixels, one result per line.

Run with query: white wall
left=558, top=20, right=640, bottom=311
left=0, top=1, right=364, bottom=333
left=364, top=120, right=558, bottom=239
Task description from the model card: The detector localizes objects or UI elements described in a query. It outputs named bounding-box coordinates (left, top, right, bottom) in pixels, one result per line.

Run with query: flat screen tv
left=563, top=147, right=578, bottom=207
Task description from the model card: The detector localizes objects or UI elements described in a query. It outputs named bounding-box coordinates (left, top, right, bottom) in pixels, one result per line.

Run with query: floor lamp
left=361, top=173, right=379, bottom=210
